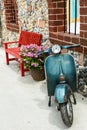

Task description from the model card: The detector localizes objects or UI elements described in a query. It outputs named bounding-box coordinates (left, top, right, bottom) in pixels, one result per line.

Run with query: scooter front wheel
left=60, top=98, right=73, bottom=127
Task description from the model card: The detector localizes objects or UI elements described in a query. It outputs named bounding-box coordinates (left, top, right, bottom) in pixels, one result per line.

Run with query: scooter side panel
left=61, top=54, right=77, bottom=92
left=45, top=55, right=60, bottom=96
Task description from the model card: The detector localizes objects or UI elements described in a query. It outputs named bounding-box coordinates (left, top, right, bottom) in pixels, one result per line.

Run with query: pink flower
left=31, top=63, right=39, bottom=67
left=27, top=52, right=34, bottom=57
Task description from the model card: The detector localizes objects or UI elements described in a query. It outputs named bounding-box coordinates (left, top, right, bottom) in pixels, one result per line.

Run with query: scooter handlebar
left=61, top=44, right=80, bottom=49
left=37, top=43, right=80, bottom=56
left=36, top=48, right=51, bottom=56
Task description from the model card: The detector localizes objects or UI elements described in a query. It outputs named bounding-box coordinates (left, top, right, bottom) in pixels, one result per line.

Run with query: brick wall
left=4, top=0, right=19, bottom=32
left=47, top=0, right=87, bottom=54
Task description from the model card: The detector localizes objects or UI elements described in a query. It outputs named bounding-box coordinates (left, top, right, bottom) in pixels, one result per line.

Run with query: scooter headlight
left=52, top=44, right=61, bottom=54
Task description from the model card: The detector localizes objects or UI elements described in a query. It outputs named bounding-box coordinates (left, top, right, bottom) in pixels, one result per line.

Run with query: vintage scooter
left=39, top=43, right=80, bottom=127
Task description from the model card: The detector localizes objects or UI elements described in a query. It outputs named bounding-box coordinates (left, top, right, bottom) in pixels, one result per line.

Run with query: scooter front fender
left=55, top=83, right=70, bottom=103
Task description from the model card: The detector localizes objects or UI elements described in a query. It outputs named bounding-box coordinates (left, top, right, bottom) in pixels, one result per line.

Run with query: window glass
left=67, top=0, right=80, bottom=34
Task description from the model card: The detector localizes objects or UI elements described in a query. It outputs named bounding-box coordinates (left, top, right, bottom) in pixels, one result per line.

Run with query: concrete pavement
left=0, top=47, right=87, bottom=130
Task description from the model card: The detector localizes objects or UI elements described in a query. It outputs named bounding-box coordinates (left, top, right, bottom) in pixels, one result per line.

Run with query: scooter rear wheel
left=60, top=98, right=73, bottom=127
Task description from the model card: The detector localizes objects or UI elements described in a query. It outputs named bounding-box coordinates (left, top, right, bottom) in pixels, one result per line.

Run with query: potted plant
left=20, top=44, right=48, bottom=81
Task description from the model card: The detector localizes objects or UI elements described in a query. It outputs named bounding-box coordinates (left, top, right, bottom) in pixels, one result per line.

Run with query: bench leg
left=20, top=62, right=25, bottom=76
left=6, top=52, right=9, bottom=65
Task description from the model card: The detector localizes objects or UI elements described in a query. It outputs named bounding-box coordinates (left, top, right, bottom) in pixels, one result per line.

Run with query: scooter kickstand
left=72, top=94, right=76, bottom=104
left=48, top=96, right=51, bottom=107
left=56, top=105, right=60, bottom=111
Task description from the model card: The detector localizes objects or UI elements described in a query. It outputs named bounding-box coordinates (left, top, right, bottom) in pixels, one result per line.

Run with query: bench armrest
left=4, top=41, right=19, bottom=49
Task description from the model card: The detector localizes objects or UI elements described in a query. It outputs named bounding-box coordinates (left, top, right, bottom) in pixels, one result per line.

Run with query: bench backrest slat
left=19, top=31, right=42, bottom=46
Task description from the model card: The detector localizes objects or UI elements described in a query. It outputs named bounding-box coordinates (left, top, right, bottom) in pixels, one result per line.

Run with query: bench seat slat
left=6, top=47, right=21, bottom=59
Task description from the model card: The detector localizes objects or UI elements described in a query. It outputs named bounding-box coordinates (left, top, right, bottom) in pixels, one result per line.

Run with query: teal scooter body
left=43, top=44, right=80, bottom=127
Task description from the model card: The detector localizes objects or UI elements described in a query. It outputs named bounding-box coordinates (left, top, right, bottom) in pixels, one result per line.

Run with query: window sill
left=58, top=32, right=80, bottom=38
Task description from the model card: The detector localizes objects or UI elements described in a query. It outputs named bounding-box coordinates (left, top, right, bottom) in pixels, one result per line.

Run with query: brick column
left=4, top=0, right=19, bottom=32
left=47, top=0, right=67, bottom=43
left=80, top=0, right=87, bottom=47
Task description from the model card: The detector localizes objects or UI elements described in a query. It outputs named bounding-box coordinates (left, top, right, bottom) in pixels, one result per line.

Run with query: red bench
left=4, top=30, right=42, bottom=76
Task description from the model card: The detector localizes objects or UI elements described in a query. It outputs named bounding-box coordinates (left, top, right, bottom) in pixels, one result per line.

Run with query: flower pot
left=30, top=68, right=45, bottom=81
